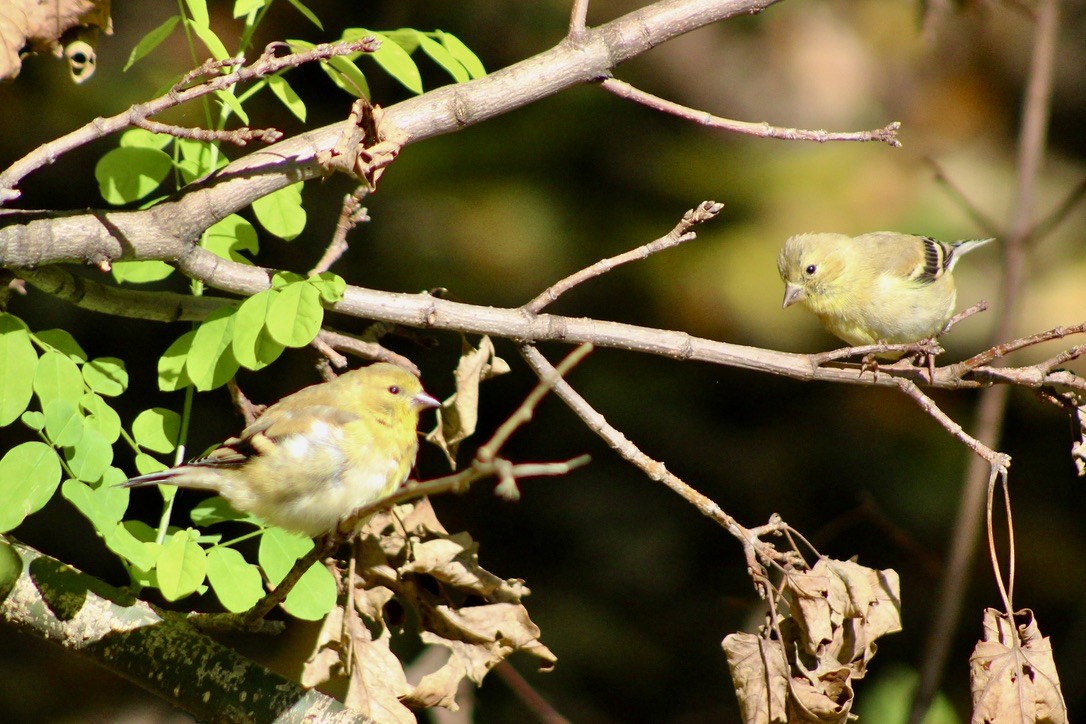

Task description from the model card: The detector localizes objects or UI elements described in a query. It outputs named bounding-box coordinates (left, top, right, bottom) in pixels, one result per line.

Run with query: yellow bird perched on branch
left=123, top=362, right=441, bottom=537
left=777, top=231, right=993, bottom=356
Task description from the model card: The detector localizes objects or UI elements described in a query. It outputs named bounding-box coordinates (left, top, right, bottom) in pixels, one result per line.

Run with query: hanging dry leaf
left=426, top=335, right=510, bottom=467
left=302, top=499, right=552, bottom=715
left=722, top=632, right=789, bottom=724
left=969, top=608, right=1067, bottom=724
left=1071, top=403, right=1085, bottom=477
left=0, top=0, right=111, bottom=81
left=724, top=557, right=900, bottom=724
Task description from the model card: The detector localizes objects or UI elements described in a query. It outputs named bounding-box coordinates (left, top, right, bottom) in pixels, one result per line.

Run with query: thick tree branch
left=0, top=538, right=359, bottom=722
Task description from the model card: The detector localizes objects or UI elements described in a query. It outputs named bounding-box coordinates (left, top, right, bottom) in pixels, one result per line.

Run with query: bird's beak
left=413, top=391, right=442, bottom=410
left=781, top=283, right=805, bottom=308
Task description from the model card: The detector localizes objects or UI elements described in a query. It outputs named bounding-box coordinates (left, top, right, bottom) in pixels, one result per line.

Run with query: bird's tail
left=120, top=466, right=219, bottom=490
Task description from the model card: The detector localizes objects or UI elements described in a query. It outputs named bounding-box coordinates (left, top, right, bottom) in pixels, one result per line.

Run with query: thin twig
left=910, top=1, right=1059, bottom=720
left=985, top=464, right=1015, bottom=617
left=0, top=38, right=380, bottom=199
left=1024, top=176, right=1086, bottom=246
left=954, top=320, right=1086, bottom=373
left=133, top=118, right=283, bottom=146
left=519, top=344, right=805, bottom=592
left=925, top=157, right=1002, bottom=238
left=894, top=378, right=1011, bottom=468
left=602, top=78, right=901, bottom=146
left=524, top=201, right=722, bottom=313
left=493, top=661, right=571, bottom=724
left=311, top=329, right=419, bottom=375
left=309, top=188, right=371, bottom=276
left=569, top=0, right=590, bottom=37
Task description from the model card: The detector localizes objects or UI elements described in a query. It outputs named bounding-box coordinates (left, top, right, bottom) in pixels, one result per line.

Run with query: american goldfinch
left=777, top=232, right=993, bottom=353
left=123, top=363, right=440, bottom=536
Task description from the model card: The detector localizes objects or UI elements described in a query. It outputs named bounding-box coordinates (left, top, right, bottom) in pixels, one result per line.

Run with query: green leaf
left=203, top=214, right=259, bottom=264
left=0, top=442, right=62, bottom=532
left=81, top=393, right=122, bottom=443
left=83, top=357, right=128, bottom=397
left=132, top=408, right=181, bottom=454
left=258, top=529, right=335, bottom=619
left=382, top=28, right=420, bottom=54
left=188, top=18, right=228, bottom=61
left=63, top=427, right=114, bottom=483
left=95, top=147, right=173, bottom=205
left=251, top=183, right=306, bottom=241
left=418, top=33, right=469, bottom=83
left=270, top=271, right=306, bottom=288
left=0, top=314, right=38, bottom=426
left=266, top=282, right=323, bottom=347
left=214, top=88, right=250, bottom=125
left=267, top=74, right=306, bottom=122
left=206, top=547, right=265, bottom=612
left=190, top=496, right=260, bottom=526
left=20, top=411, right=45, bottom=431
left=124, top=15, right=181, bottom=71
left=120, top=128, right=174, bottom=150
left=43, top=398, right=84, bottom=447
left=35, top=328, right=87, bottom=362
left=365, top=30, right=423, bottom=94
left=105, top=521, right=160, bottom=571
left=176, top=138, right=228, bottom=184
left=156, top=529, right=207, bottom=601
left=111, top=260, right=175, bottom=284
left=233, top=0, right=266, bottom=18
left=62, top=478, right=128, bottom=535
left=159, top=330, right=196, bottom=392
left=134, top=453, right=170, bottom=477
left=321, top=55, right=370, bottom=98
left=284, top=0, right=323, bottom=30
left=186, top=307, right=240, bottom=391
left=283, top=560, right=336, bottom=620
left=184, top=0, right=210, bottom=28
left=308, top=272, right=346, bottom=304
left=232, top=289, right=285, bottom=370
left=33, top=350, right=84, bottom=407
left=258, top=527, right=312, bottom=581
left=438, top=31, right=486, bottom=78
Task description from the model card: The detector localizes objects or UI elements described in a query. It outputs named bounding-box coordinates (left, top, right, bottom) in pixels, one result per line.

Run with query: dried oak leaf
left=722, top=632, right=790, bottom=724
left=785, top=557, right=901, bottom=673
left=305, top=499, right=552, bottom=714
left=969, top=608, right=1067, bottom=724
left=0, top=0, right=111, bottom=81
left=426, top=335, right=510, bottom=467
left=789, top=664, right=854, bottom=724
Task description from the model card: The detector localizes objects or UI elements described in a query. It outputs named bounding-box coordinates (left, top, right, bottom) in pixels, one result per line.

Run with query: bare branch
left=602, top=78, right=901, bottom=146
left=570, top=0, right=591, bottom=36
left=309, top=188, right=371, bottom=276
left=133, top=118, right=283, bottom=146
left=524, top=201, right=722, bottom=313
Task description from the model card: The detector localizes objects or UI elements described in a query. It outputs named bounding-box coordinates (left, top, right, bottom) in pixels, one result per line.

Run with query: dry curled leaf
left=1072, top=403, right=1085, bottom=477
left=970, top=608, right=1067, bottom=724
left=724, top=557, right=901, bottom=724
left=302, top=498, right=552, bottom=714
left=0, top=0, right=111, bottom=81
left=427, top=335, right=511, bottom=467
left=722, top=633, right=789, bottom=724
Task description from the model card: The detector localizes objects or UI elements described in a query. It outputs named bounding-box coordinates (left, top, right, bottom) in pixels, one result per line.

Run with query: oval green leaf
left=206, top=547, right=265, bottom=613
left=265, top=282, right=323, bottom=348
left=251, top=183, right=306, bottom=241
left=83, top=357, right=128, bottom=397
left=95, top=147, right=173, bottom=205
left=156, top=529, right=207, bottom=601
left=0, top=314, right=38, bottom=426
left=33, top=350, right=84, bottom=407
left=0, top=442, right=63, bottom=532
left=43, top=398, right=84, bottom=447
left=64, top=427, right=114, bottom=483
left=132, top=408, right=181, bottom=454
left=186, top=307, right=240, bottom=391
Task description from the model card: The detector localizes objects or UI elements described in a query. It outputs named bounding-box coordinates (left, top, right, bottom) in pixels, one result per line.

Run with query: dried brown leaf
left=0, top=0, right=111, bottom=81
left=1072, top=403, right=1085, bottom=476
left=789, top=666, right=853, bottom=723
left=426, top=335, right=510, bottom=467
left=970, top=608, right=1067, bottom=724
left=401, top=532, right=528, bottom=603
left=722, top=632, right=789, bottom=724
left=302, top=603, right=347, bottom=688
left=343, top=612, right=414, bottom=722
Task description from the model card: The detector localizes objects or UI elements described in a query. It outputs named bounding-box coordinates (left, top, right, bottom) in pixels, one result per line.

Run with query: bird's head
left=347, top=363, right=441, bottom=424
left=777, top=233, right=850, bottom=311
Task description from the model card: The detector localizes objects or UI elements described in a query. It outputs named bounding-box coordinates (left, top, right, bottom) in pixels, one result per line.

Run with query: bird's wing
left=189, top=405, right=362, bottom=468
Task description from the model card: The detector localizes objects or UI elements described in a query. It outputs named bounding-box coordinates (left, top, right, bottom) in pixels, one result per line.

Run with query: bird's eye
left=388, top=385, right=401, bottom=395
left=804, top=264, right=817, bottom=275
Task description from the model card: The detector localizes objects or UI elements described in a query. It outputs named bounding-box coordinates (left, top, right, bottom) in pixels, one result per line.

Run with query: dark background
left=2, top=1, right=1085, bottom=721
